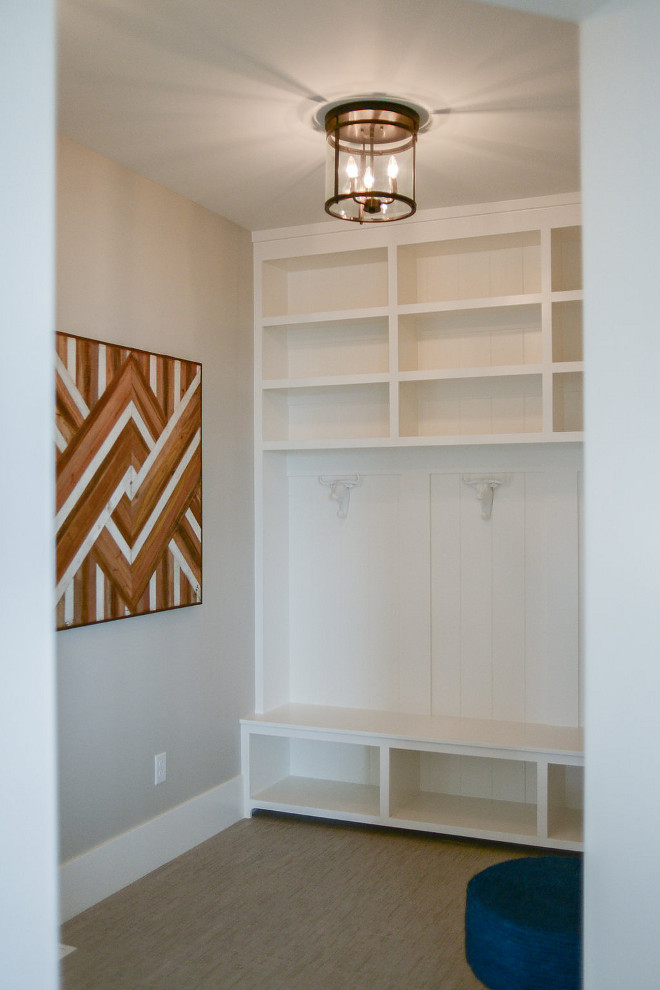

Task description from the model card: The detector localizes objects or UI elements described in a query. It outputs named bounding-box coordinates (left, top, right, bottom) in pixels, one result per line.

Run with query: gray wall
left=56, top=136, right=254, bottom=862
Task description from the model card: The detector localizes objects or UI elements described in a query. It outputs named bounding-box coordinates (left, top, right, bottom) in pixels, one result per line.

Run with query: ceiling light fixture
left=324, top=100, right=420, bottom=223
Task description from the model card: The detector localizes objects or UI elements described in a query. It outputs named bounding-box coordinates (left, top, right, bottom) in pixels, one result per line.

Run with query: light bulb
left=387, top=156, right=399, bottom=179
left=346, top=156, right=358, bottom=179
left=364, top=166, right=374, bottom=190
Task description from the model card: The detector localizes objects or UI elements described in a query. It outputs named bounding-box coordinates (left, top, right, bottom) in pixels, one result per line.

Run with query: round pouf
left=465, top=856, right=582, bottom=990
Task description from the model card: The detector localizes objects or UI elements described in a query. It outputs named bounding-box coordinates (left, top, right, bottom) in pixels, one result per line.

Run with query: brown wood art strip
left=55, top=333, right=202, bottom=629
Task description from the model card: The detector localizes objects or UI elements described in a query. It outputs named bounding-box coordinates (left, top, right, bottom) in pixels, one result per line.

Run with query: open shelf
left=399, top=374, right=543, bottom=437
left=389, top=748, right=537, bottom=837
left=553, top=371, right=584, bottom=432
left=551, top=226, right=582, bottom=292
left=242, top=707, right=583, bottom=849
left=262, top=382, right=390, bottom=443
left=252, top=776, right=380, bottom=818
left=262, top=248, right=388, bottom=318
left=552, top=300, right=583, bottom=363
left=247, top=732, right=380, bottom=819
left=398, top=232, right=541, bottom=306
left=547, top=763, right=584, bottom=844
left=398, top=304, right=542, bottom=372
left=262, top=314, right=389, bottom=380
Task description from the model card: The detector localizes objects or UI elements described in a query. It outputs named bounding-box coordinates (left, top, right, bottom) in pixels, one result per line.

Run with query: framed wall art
left=55, top=333, right=202, bottom=629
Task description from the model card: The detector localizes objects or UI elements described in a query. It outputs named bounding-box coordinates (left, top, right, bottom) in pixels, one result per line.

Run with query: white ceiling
left=57, top=0, right=580, bottom=232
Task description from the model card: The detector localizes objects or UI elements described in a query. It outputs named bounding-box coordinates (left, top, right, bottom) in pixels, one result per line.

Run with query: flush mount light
left=324, top=100, right=420, bottom=223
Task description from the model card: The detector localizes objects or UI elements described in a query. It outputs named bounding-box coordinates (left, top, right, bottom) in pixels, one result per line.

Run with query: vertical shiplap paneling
left=290, top=459, right=580, bottom=728
left=430, top=474, right=462, bottom=716
left=396, top=472, right=432, bottom=714
left=458, top=477, right=494, bottom=719
left=431, top=466, right=580, bottom=728
left=523, top=470, right=549, bottom=724
left=289, top=471, right=430, bottom=713
left=524, top=469, right=580, bottom=726
left=366, top=476, right=405, bottom=711
left=491, top=473, right=526, bottom=722
left=577, top=469, right=584, bottom=727
left=289, top=473, right=383, bottom=708
left=530, top=469, right=580, bottom=726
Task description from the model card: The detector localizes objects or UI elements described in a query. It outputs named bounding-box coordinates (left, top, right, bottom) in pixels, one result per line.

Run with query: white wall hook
left=319, top=474, right=361, bottom=519
left=462, top=474, right=507, bottom=520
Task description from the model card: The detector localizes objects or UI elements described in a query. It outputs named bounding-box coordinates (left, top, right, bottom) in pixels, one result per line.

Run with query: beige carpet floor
left=61, top=812, right=547, bottom=990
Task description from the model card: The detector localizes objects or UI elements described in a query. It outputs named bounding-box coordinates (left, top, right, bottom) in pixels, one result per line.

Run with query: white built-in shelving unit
left=243, top=195, right=584, bottom=850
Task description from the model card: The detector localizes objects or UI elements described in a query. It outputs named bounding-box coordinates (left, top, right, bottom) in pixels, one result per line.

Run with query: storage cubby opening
left=547, top=763, right=584, bottom=842
left=553, top=372, right=583, bottom=432
left=552, top=300, right=583, bottom=363
left=262, top=316, right=389, bottom=381
left=551, top=226, right=583, bottom=292
left=398, top=304, right=542, bottom=372
left=389, top=749, right=537, bottom=836
left=397, top=232, right=541, bottom=306
left=399, top=374, right=543, bottom=437
left=262, top=383, right=390, bottom=443
left=249, top=734, right=380, bottom=816
left=262, top=248, right=388, bottom=318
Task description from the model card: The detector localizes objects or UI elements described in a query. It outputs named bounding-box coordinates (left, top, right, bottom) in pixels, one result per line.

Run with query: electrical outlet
left=154, top=752, right=167, bottom=785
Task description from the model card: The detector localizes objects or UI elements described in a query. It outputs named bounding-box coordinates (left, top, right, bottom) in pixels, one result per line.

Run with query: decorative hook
left=462, top=474, right=506, bottom=520
left=319, top=474, right=361, bottom=519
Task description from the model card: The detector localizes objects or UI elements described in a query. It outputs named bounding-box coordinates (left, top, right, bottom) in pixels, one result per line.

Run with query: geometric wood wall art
left=55, top=332, right=202, bottom=629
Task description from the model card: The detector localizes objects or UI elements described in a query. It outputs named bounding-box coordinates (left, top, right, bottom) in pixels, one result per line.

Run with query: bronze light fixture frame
left=324, top=100, right=420, bottom=223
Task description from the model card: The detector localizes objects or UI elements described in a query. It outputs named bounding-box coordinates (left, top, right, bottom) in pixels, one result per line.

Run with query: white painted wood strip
left=64, top=581, right=74, bottom=627
left=95, top=564, right=104, bottom=622
left=173, top=360, right=181, bottom=409
left=262, top=373, right=390, bottom=389
left=66, top=335, right=76, bottom=378
left=365, top=475, right=403, bottom=711
left=243, top=703, right=584, bottom=755
left=523, top=469, right=580, bottom=726
left=289, top=737, right=379, bottom=786
left=491, top=473, right=526, bottom=722
left=184, top=508, right=201, bottom=541
left=55, top=353, right=90, bottom=420
left=459, top=475, right=493, bottom=719
left=97, top=343, right=106, bottom=398
left=430, top=473, right=462, bottom=717
left=261, top=306, right=391, bottom=328
left=541, top=469, right=580, bottom=726
left=251, top=776, right=380, bottom=818
left=523, top=470, right=549, bottom=725
left=149, top=353, right=158, bottom=394
left=397, top=294, right=544, bottom=317
left=389, top=790, right=537, bottom=836
left=397, top=471, right=432, bottom=714
left=289, top=473, right=403, bottom=711
left=259, top=433, right=574, bottom=451
left=398, top=365, right=544, bottom=382
left=260, top=453, right=290, bottom=712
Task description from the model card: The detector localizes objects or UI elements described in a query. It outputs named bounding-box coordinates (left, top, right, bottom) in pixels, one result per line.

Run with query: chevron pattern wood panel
left=55, top=333, right=202, bottom=629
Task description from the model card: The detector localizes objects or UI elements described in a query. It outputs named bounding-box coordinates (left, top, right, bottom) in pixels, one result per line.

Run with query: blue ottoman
left=465, top=856, right=582, bottom=990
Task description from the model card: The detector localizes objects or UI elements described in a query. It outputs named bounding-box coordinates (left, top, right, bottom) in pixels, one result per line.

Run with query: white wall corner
left=59, top=775, right=243, bottom=922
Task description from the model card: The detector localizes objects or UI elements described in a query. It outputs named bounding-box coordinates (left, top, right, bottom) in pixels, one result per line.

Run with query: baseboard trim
left=59, top=774, right=244, bottom=922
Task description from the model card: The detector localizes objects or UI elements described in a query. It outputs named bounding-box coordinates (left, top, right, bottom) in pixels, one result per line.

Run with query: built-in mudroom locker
left=242, top=195, right=584, bottom=851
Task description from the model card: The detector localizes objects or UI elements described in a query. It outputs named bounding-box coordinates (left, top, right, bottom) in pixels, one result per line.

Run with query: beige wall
left=56, top=135, right=253, bottom=861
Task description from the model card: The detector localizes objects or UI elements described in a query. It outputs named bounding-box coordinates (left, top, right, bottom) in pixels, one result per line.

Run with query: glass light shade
left=324, top=101, right=419, bottom=223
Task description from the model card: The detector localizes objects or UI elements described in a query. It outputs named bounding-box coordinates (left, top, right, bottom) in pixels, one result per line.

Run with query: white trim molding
left=60, top=775, right=243, bottom=922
